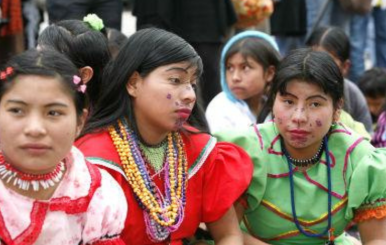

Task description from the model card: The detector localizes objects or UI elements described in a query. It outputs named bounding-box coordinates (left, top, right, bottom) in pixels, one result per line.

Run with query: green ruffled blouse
left=215, top=122, right=386, bottom=245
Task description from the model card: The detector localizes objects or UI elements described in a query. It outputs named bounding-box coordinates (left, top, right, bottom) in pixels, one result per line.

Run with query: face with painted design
left=273, top=79, right=341, bottom=159
left=126, top=61, right=198, bottom=143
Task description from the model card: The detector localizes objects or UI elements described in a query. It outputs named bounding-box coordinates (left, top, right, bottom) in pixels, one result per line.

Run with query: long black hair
left=82, top=28, right=206, bottom=135
left=306, top=26, right=350, bottom=63
left=38, top=19, right=111, bottom=109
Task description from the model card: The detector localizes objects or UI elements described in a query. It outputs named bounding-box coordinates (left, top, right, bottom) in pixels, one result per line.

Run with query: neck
left=245, top=94, right=263, bottom=116
left=282, top=139, right=324, bottom=161
left=135, top=123, right=169, bottom=147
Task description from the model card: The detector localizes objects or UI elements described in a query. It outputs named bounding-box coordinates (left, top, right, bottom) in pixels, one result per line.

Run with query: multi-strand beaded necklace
left=109, top=119, right=188, bottom=242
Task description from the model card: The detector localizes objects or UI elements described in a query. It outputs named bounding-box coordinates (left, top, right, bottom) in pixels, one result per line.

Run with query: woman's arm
left=234, top=201, right=270, bottom=245
left=206, top=206, right=243, bottom=245
left=358, top=218, right=386, bottom=245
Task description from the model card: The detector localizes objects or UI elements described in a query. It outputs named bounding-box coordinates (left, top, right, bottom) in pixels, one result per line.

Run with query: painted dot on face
left=316, top=119, right=322, bottom=127
left=301, top=108, right=305, bottom=112
left=166, top=93, right=172, bottom=99
left=175, top=101, right=180, bottom=106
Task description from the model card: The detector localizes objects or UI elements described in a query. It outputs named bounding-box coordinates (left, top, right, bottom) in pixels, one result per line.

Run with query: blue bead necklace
left=283, top=136, right=335, bottom=245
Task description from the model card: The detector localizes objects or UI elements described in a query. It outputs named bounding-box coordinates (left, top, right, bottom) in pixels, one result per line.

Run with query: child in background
left=358, top=68, right=386, bottom=147
left=206, top=30, right=280, bottom=133
left=358, top=68, right=386, bottom=125
left=37, top=14, right=111, bottom=109
left=0, top=48, right=127, bottom=244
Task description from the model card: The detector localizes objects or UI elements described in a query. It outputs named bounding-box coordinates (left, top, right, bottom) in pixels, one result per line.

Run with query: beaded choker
left=109, top=119, right=188, bottom=242
left=138, top=140, right=167, bottom=173
left=282, top=140, right=324, bottom=168
left=0, top=156, right=65, bottom=192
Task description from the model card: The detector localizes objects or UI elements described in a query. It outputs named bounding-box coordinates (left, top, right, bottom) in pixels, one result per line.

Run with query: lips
left=176, top=108, right=192, bottom=119
left=20, top=143, right=51, bottom=155
left=230, top=86, right=245, bottom=93
left=289, top=129, right=310, bottom=136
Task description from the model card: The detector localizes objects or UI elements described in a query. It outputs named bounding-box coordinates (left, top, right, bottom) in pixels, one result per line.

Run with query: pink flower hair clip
left=0, top=67, right=14, bottom=80
left=73, top=75, right=87, bottom=93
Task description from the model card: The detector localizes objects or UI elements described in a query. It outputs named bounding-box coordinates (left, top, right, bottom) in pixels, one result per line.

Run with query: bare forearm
left=215, top=234, right=243, bottom=245
left=243, top=232, right=270, bottom=245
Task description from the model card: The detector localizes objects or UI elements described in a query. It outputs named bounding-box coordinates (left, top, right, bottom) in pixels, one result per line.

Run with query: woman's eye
left=48, top=110, right=62, bottom=117
left=283, top=100, right=293, bottom=105
left=170, top=78, right=181, bottom=84
left=226, top=66, right=234, bottom=72
left=242, top=65, right=250, bottom=71
left=8, top=108, right=23, bottom=114
left=310, top=102, right=321, bottom=108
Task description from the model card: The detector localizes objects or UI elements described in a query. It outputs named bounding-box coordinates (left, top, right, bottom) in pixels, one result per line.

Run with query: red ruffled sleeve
left=200, top=142, right=253, bottom=223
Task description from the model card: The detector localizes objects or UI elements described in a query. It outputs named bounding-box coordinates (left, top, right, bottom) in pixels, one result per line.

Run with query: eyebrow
left=165, top=67, right=189, bottom=74
left=282, top=92, right=328, bottom=101
left=5, top=100, right=69, bottom=108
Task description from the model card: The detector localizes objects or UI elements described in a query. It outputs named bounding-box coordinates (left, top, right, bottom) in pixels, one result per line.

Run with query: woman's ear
left=79, top=66, right=94, bottom=85
left=341, top=60, right=351, bottom=78
left=264, top=65, right=276, bottom=84
left=126, top=71, right=141, bottom=97
left=333, top=98, right=344, bottom=123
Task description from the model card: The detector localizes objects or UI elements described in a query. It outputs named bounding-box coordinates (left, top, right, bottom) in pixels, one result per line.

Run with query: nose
left=181, top=84, right=196, bottom=106
left=291, top=107, right=308, bottom=126
left=231, top=69, right=241, bottom=83
left=24, top=114, right=47, bottom=137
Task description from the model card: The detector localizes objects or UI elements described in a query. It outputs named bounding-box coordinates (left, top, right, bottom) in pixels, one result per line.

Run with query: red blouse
left=76, top=129, right=253, bottom=245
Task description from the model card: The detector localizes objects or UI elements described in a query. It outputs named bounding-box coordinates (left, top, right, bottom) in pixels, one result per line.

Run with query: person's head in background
left=0, top=48, right=87, bottom=176
left=358, top=68, right=386, bottom=123
left=37, top=14, right=111, bottom=109
left=306, top=26, right=351, bottom=78
left=83, top=27, right=206, bottom=137
left=221, top=30, right=281, bottom=121
left=106, top=27, right=128, bottom=58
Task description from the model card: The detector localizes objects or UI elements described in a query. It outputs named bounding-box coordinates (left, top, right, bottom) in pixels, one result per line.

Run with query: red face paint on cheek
left=166, top=93, right=172, bottom=99
left=316, top=119, right=322, bottom=127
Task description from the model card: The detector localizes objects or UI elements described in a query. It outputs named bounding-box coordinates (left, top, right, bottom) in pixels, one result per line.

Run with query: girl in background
left=0, top=48, right=127, bottom=244
left=206, top=30, right=280, bottom=133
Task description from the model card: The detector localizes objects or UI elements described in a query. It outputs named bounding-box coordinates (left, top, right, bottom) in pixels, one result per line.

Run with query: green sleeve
left=346, top=146, right=386, bottom=221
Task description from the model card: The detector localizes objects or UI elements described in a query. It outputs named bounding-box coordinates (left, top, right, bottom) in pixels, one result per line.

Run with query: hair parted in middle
left=83, top=27, right=205, bottom=135
left=267, top=48, right=344, bottom=110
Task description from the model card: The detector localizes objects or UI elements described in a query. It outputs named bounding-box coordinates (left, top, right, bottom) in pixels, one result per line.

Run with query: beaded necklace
left=283, top=136, right=335, bottom=245
left=284, top=141, right=324, bottom=168
left=0, top=155, right=65, bottom=192
left=109, top=119, right=188, bottom=242
left=138, top=140, right=167, bottom=173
